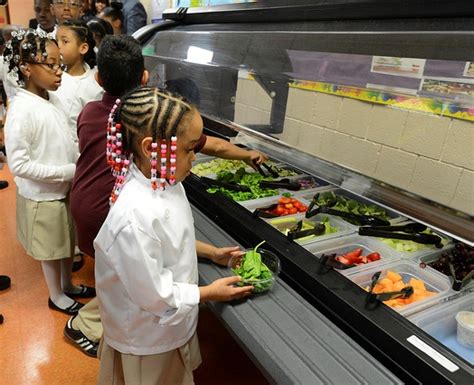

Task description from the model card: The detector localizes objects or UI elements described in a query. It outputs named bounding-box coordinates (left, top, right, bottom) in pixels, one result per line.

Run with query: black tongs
left=254, top=161, right=279, bottom=178
left=448, top=261, right=474, bottom=291
left=200, top=176, right=251, bottom=192
left=286, top=220, right=325, bottom=241
left=305, top=193, right=390, bottom=226
left=252, top=204, right=279, bottom=218
left=259, top=179, right=301, bottom=191
left=358, top=222, right=443, bottom=247
left=366, top=271, right=414, bottom=304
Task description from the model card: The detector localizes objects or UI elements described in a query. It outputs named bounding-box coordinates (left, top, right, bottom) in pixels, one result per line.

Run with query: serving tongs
left=305, top=193, right=390, bottom=226
left=447, top=261, right=474, bottom=291
left=252, top=203, right=279, bottom=218
left=366, top=271, right=414, bottom=307
left=286, top=220, right=325, bottom=241
left=259, top=179, right=301, bottom=191
left=254, top=161, right=279, bottom=178
left=358, top=222, right=443, bottom=247
left=319, top=253, right=356, bottom=270
left=200, top=176, right=251, bottom=193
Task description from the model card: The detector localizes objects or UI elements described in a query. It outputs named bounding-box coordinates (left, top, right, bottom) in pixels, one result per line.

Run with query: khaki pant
left=97, top=333, right=202, bottom=385
left=73, top=297, right=103, bottom=342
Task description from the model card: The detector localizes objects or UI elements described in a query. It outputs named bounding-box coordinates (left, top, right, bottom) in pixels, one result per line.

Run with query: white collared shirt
left=5, top=88, right=77, bottom=201
left=36, top=24, right=58, bottom=40
left=94, top=164, right=200, bottom=355
left=53, top=63, right=104, bottom=150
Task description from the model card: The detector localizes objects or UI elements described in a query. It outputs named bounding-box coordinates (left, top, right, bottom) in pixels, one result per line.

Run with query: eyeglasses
left=52, top=0, right=82, bottom=9
left=27, top=62, right=67, bottom=73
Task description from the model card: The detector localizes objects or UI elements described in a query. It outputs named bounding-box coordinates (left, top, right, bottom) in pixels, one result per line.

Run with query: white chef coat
left=53, top=63, right=104, bottom=149
left=5, top=88, right=77, bottom=201
left=94, top=163, right=200, bottom=355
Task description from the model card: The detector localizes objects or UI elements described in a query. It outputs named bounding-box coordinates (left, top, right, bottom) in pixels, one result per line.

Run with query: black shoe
left=64, top=284, right=96, bottom=298
left=72, top=254, right=84, bottom=272
left=0, top=181, right=8, bottom=190
left=48, top=298, right=84, bottom=315
left=0, top=275, right=11, bottom=291
left=64, top=316, right=99, bottom=358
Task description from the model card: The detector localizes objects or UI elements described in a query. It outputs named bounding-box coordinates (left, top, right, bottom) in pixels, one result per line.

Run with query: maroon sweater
left=70, top=92, right=207, bottom=257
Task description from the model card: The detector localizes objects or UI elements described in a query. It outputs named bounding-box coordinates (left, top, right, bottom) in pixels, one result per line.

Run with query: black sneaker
left=64, top=316, right=99, bottom=358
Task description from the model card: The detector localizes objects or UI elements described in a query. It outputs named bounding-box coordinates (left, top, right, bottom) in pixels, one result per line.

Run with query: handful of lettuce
left=231, top=241, right=274, bottom=293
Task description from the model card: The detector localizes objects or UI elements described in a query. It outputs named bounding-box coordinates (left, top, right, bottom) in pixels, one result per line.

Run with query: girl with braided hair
left=54, top=19, right=103, bottom=149
left=94, top=86, right=253, bottom=385
left=4, top=29, right=94, bottom=315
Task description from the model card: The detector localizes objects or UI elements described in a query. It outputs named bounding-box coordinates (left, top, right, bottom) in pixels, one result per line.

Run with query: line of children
left=95, top=86, right=253, bottom=384
left=3, top=29, right=93, bottom=314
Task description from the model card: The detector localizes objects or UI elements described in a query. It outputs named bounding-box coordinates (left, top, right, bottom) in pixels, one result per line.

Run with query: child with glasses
left=3, top=29, right=93, bottom=315
left=52, top=0, right=84, bottom=24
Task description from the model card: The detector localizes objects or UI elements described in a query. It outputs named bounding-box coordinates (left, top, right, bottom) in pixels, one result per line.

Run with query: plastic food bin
left=345, top=260, right=452, bottom=317
left=266, top=212, right=356, bottom=245
left=240, top=194, right=311, bottom=214
left=295, top=187, right=405, bottom=223
left=304, top=234, right=400, bottom=275
left=365, top=228, right=453, bottom=260
left=416, top=246, right=473, bottom=291
left=409, top=293, right=474, bottom=364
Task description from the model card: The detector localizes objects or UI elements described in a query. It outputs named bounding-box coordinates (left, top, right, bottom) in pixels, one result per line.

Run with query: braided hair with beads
left=107, top=86, right=193, bottom=205
left=3, top=29, right=58, bottom=86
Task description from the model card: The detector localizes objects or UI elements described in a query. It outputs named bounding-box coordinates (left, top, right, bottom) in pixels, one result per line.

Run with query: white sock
left=41, top=260, right=75, bottom=309
left=61, top=257, right=81, bottom=294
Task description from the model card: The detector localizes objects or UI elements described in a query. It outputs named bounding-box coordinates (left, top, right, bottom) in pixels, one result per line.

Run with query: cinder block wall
left=234, top=78, right=474, bottom=216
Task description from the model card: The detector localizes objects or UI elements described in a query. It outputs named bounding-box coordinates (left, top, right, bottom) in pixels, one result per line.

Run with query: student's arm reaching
left=201, top=136, right=268, bottom=169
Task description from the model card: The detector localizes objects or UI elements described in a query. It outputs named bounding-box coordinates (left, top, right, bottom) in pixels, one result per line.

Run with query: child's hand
left=199, top=276, right=253, bottom=302
left=212, top=246, right=243, bottom=266
left=244, top=150, right=268, bottom=169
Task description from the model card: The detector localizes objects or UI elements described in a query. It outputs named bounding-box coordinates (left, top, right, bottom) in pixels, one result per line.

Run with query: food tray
left=304, top=234, right=400, bottom=275
left=266, top=212, right=356, bottom=246
left=416, top=246, right=473, bottom=291
left=409, top=293, right=474, bottom=364
left=345, top=260, right=452, bottom=317
left=365, top=225, right=453, bottom=260
left=295, top=187, right=405, bottom=223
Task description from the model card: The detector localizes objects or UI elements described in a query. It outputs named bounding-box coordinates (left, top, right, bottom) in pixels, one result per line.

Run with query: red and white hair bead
left=169, top=135, right=177, bottom=185
left=159, top=139, right=167, bottom=191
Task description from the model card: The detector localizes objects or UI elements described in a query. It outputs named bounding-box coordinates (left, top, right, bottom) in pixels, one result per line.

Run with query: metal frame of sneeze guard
left=202, top=114, right=474, bottom=246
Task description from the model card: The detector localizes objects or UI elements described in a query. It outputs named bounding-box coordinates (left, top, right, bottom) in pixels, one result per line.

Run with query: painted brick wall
left=234, top=78, right=474, bottom=216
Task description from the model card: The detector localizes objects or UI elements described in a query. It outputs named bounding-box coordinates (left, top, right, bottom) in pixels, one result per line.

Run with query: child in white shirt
left=94, top=87, right=253, bottom=385
left=4, top=29, right=94, bottom=314
left=54, top=19, right=103, bottom=150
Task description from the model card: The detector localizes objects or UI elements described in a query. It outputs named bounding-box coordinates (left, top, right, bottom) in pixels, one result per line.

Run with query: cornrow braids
left=107, top=87, right=193, bottom=204
left=3, top=29, right=58, bottom=85
left=61, top=19, right=97, bottom=68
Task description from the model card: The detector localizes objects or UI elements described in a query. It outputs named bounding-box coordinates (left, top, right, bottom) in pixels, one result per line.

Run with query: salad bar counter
left=185, top=146, right=473, bottom=384
left=134, top=2, right=473, bottom=383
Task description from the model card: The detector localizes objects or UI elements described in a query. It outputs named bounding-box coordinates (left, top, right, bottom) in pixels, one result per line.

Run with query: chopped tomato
left=278, top=197, right=291, bottom=205
left=288, top=207, right=297, bottom=214
left=343, top=248, right=363, bottom=260
left=367, top=252, right=381, bottom=262
left=299, top=205, right=308, bottom=212
left=275, top=206, right=285, bottom=215
left=284, top=203, right=294, bottom=209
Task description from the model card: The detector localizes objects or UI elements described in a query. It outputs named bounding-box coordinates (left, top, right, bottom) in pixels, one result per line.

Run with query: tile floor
left=0, top=166, right=268, bottom=385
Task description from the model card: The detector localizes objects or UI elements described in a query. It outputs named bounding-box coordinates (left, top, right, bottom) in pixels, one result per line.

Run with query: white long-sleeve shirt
left=5, top=88, right=77, bottom=201
left=53, top=64, right=104, bottom=149
left=94, top=164, right=200, bottom=355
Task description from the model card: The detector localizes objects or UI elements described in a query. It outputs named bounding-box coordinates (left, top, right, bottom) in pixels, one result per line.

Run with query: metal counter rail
left=193, top=207, right=402, bottom=385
